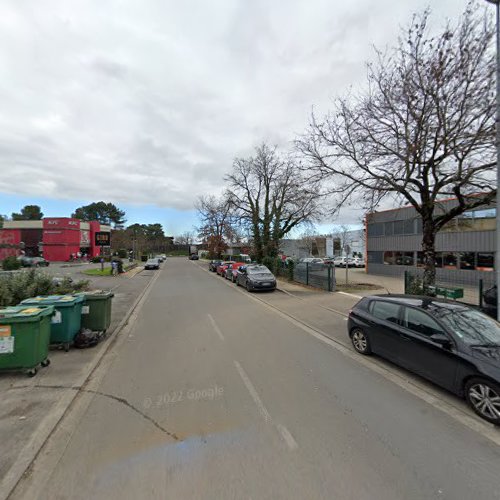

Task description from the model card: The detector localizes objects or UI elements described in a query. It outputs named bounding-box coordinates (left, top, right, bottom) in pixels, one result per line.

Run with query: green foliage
left=287, top=259, right=295, bottom=281
left=72, top=201, right=126, bottom=227
left=11, top=205, right=43, bottom=220
left=2, top=256, right=21, bottom=270
left=117, top=248, right=128, bottom=258
left=166, top=250, right=189, bottom=256
left=90, top=255, right=111, bottom=263
left=0, top=271, right=90, bottom=307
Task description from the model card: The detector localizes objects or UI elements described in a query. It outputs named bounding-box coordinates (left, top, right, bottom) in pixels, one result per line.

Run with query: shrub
left=287, top=259, right=295, bottom=281
left=2, top=256, right=21, bottom=270
left=117, top=248, right=128, bottom=259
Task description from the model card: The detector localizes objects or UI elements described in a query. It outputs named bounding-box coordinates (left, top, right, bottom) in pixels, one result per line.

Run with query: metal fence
left=292, top=262, right=336, bottom=292
left=403, top=268, right=494, bottom=308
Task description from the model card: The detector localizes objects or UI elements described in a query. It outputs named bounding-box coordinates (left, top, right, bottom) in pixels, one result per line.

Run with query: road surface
left=11, top=259, right=500, bottom=500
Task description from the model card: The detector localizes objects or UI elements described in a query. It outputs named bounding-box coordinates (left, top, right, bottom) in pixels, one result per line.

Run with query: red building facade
left=0, top=218, right=111, bottom=262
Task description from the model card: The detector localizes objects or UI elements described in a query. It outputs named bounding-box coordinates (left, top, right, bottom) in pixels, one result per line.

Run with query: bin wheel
left=41, top=358, right=51, bottom=367
left=27, top=368, right=37, bottom=377
left=64, top=342, right=70, bottom=352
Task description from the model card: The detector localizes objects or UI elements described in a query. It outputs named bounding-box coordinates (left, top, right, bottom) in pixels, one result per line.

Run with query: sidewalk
left=0, top=268, right=153, bottom=499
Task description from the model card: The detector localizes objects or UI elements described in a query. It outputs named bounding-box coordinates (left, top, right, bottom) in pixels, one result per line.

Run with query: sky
left=0, top=0, right=474, bottom=236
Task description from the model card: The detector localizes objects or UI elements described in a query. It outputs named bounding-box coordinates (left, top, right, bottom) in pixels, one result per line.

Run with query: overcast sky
left=0, top=0, right=475, bottom=233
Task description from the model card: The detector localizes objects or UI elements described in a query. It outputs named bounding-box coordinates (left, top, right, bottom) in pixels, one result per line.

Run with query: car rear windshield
left=435, top=308, right=500, bottom=346
left=247, top=266, right=271, bottom=274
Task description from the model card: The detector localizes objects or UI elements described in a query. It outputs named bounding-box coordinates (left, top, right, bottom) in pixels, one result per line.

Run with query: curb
left=0, top=271, right=159, bottom=500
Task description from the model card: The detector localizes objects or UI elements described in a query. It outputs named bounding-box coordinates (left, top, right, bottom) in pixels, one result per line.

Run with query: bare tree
left=226, top=143, right=322, bottom=261
left=196, top=195, right=234, bottom=258
left=297, top=3, right=496, bottom=287
left=174, top=231, right=195, bottom=246
left=298, top=227, right=319, bottom=256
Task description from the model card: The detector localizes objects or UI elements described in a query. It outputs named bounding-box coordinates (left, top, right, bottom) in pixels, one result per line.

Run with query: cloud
left=0, top=0, right=471, bottom=219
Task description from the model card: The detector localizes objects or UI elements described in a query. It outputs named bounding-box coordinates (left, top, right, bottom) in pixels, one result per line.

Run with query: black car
left=209, top=260, right=222, bottom=272
left=348, top=294, right=500, bottom=425
left=189, top=254, right=199, bottom=260
left=236, top=265, right=276, bottom=292
left=144, top=258, right=160, bottom=270
left=482, top=285, right=497, bottom=319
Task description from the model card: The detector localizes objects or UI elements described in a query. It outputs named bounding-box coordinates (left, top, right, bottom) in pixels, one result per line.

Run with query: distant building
left=0, top=218, right=111, bottom=262
left=365, top=200, right=495, bottom=286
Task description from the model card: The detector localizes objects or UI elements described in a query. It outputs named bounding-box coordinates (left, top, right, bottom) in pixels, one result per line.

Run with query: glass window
left=403, top=307, right=445, bottom=337
left=404, top=219, right=415, bottom=235
left=435, top=253, right=443, bottom=268
left=417, top=251, right=425, bottom=267
left=434, top=307, right=500, bottom=346
left=477, top=253, right=494, bottom=271
left=367, top=251, right=383, bottom=264
left=472, top=208, right=496, bottom=219
left=404, top=252, right=414, bottom=266
left=384, top=222, right=393, bottom=236
left=383, top=251, right=394, bottom=265
left=371, top=301, right=401, bottom=324
left=459, top=252, right=475, bottom=270
left=394, top=220, right=405, bottom=235
left=367, top=223, right=383, bottom=237
left=394, top=251, right=404, bottom=265
left=442, top=252, right=457, bottom=269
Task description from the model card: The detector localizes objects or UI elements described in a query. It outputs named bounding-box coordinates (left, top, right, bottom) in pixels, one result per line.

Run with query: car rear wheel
left=246, top=282, right=252, bottom=292
left=350, top=328, right=371, bottom=355
left=465, top=378, right=500, bottom=425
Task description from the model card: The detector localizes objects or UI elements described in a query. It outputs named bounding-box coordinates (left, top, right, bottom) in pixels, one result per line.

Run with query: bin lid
left=0, top=305, right=55, bottom=322
left=76, top=290, right=114, bottom=300
left=21, top=294, right=84, bottom=307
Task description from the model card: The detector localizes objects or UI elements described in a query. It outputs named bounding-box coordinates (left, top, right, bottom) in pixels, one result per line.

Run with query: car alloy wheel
left=466, top=379, right=500, bottom=424
left=351, top=328, right=371, bottom=355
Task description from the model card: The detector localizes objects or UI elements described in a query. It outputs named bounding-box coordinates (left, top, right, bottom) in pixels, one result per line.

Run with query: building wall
left=365, top=202, right=496, bottom=286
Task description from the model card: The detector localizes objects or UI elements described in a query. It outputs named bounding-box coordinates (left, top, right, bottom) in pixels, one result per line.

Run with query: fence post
left=306, top=262, right=309, bottom=286
left=479, top=279, right=483, bottom=309
left=328, top=265, right=332, bottom=292
left=404, top=270, right=408, bottom=294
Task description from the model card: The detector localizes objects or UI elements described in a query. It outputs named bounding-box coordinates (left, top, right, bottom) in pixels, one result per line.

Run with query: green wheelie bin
left=77, top=290, right=114, bottom=334
left=20, top=295, right=84, bottom=351
left=0, top=305, right=54, bottom=377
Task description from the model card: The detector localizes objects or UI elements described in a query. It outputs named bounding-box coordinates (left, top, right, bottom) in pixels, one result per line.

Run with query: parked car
left=348, top=294, right=500, bottom=425
left=17, top=256, right=49, bottom=267
left=352, top=257, right=365, bottom=268
left=144, top=258, right=160, bottom=270
left=482, top=285, right=497, bottom=319
left=224, top=262, right=245, bottom=281
left=209, top=260, right=222, bottom=272
left=189, top=254, right=199, bottom=260
left=216, top=261, right=233, bottom=276
left=155, top=255, right=165, bottom=263
left=236, top=265, right=276, bottom=292
left=333, top=256, right=354, bottom=267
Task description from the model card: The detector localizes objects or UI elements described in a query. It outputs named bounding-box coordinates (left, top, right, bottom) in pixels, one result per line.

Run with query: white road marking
left=208, top=314, right=225, bottom=341
left=337, top=291, right=363, bottom=299
left=276, top=424, right=299, bottom=451
left=234, top=361, right=271, bottom=423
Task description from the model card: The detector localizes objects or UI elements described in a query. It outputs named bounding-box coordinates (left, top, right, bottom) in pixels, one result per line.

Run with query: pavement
left=4, top=258, right=500, bottom=500
left=0, top=264, right=153, bottom=500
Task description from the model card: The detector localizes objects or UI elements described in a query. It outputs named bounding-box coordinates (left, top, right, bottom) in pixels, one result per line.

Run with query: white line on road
left=234, top=361, right=271, bottom=423
left=337, top=291, right=363, bottom=299
left=208, top=314, right=225, bottom=341
left=276, top=424, right=299, bottom=451
left=234, top=360, right=299, bottom=451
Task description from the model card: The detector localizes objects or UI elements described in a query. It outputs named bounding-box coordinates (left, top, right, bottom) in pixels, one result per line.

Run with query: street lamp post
left=486, top=0, right=500, bottom=320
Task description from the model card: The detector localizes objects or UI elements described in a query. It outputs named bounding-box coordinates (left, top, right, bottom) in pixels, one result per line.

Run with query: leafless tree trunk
left=297, top=2, right=496, bottom=288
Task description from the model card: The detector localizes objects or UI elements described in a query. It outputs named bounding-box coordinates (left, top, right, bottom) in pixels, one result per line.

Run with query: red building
left=0, top=218, right=111, bottom=262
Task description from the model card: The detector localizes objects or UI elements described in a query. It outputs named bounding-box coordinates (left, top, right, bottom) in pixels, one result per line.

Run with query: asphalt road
left=11, top=259, right=500, bottom=500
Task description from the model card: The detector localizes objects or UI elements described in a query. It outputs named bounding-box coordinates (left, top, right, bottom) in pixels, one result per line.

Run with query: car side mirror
left=430, top=333, right=451, bottom=348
